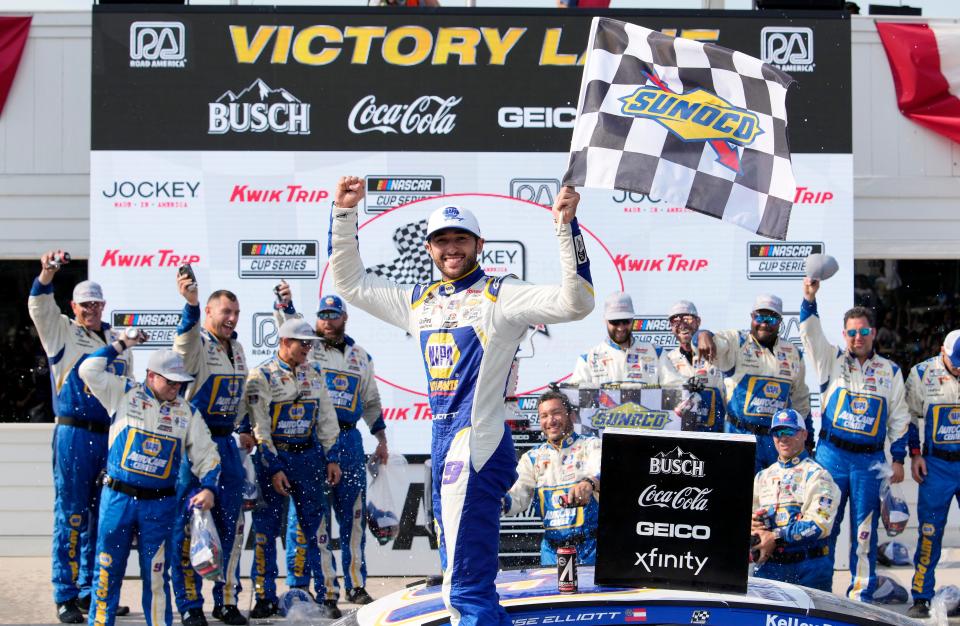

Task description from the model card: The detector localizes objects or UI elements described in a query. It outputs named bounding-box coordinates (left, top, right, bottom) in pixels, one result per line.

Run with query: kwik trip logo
left=348, top=95, right=460, bottom=135
left=762, top=27, right=814, bottom=73
left=209, top=79, right=310, bottom=135
left=238, top=240, right=319, bottom=279
left=747, top=241, right=824, bottom=280
left=649, top=446, right=705, bottom=478
left=364, top=176, right=444, bottom=214
left=111, top=311, right=182, bottom=347
left=620, top=71, right=760, bottom=174
left=129, top=21, right=186, bottom=68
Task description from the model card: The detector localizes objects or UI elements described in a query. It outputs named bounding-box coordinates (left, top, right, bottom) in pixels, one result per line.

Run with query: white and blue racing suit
left=79, top=345, right=220, bottom=626
left=244, top=355, right=341, bottom=605
left=897, top=356, right=960, bottom=602
left=800, top=297, right=909, bottom=602
left=569, top=338, right=660, bottom=386
left=752, top=452, right=840, bottom=591
left=170, top=304, right=248, bottom=614
left=28, top=278, right=134, bottom=605
left=659, top=345, right=725, bottom=433
left=329, top=204, right=593, bottom=626
left=503, top=433, right=601, bottom=565
left=275, top=305, right=385, bottom=600
left=710, top=329, right=811, bottom=471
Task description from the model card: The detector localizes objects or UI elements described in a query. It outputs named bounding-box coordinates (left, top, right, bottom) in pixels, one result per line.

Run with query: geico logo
left=620, top=86, right=760, bottom=146
left=636, top=521, right=711, bottom=539
left=349, top=95, right=460, bottom=135
left=103, top=181, right=199, bottom=199
left=497, top=106, right=576, bottom=129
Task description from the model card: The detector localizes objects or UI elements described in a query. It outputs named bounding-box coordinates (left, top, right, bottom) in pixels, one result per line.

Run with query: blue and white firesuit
left=278, top=303, right=385, bottom=601
left=710, top=329, right=811, bottom=472
left=78, top=346, right=220, bottom=626
left=171, top=303, right=247, bottom=614
left=503, top=433, right=601, bottom=565
left=28, top=279, right=134, bottom=605
left=752, top=451, right=840, bottom=591
left=245, top=355, right=341, bottom=605
left=329, top=206, right=593, bottom=626
left=897, top=356, right=960, bottom=601
left=800, top=298, right=909, bottom=601
left=659, top=345, right=725, bottom=433
left=569, top=337, right=660, bottom=386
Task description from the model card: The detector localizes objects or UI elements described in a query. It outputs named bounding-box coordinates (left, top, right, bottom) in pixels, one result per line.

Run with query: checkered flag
left=366, top=219, right=433, bottom=284
left=563, top=18, right=796, bottom=240
left=691, top=610, right=711, bottom=624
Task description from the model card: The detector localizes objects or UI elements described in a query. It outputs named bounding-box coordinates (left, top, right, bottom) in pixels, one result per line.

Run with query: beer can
left=557, top=545, right=578, bottom=594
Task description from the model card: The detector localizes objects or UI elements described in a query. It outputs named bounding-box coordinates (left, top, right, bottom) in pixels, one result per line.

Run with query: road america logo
left=130, top=21, right=186, bottom=68
left=761, top=27, right=814, bottom=73
left=209, top=79, right=310, bottom=135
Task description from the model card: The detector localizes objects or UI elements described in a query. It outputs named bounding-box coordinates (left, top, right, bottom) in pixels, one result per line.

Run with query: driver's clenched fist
left=335, top=176, right=365, bottom=209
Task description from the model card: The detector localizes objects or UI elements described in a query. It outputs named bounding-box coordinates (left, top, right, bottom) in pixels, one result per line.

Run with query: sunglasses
left=670, top=315, right=698, bottom=326
left=845, top=328, right=872, bottom=337
left=772, top=427, right=799, bottom=438
left=317, top=311, right=342, bottom=320
left=608, top=319, right=633, bottom=327
left=77, top=301, right=105, bottom=310
left=753, top=314, right=781, bottom=326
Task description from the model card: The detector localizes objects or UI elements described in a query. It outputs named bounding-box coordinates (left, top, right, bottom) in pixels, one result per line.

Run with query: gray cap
left=604, top=292, right=635, bottom=321
left=73, top=280, right=105, bottom=304
left=147, top=350, right=194, bottom=382
left=278, top=319, right=317, bottom=341
left=805, top=253, right=840, bottom=281
left=668, top=300, right=699, bottom=319
left=752, top=293, right=783, bottom=316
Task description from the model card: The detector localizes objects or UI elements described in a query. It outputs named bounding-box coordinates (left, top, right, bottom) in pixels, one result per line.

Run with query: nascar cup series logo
left=747, top=241, right=824, bottom=280
left=620, top=71, right=761, bottom=173
left=111, top=310, right=182, bottom=347
left=238, top=240, right=319, bottom=279
left=364, top=175, right=444, bottom=214
left=632, top=316, right=677, bottom=349
left=425, top=333, right=460, bottom=380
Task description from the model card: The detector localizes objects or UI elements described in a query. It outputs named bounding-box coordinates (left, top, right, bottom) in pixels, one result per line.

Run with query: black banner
left=92, top=7, right=850, bottom=153
left=595, top=429, right=755, bottom=593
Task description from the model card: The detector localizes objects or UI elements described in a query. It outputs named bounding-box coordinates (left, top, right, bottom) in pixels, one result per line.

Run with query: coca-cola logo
left=637, top=484, right=712, bottom=511
left=348, top=95, right=460, bottom=135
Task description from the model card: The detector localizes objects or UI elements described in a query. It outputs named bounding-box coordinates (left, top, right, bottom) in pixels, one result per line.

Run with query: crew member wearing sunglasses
left=569, top=292, right=661, bottom=386
left=752, top=408, right=840, bottom=590
left=799, top=276, right=909, bottom=604
left=696, top=294, right=811, bottom=473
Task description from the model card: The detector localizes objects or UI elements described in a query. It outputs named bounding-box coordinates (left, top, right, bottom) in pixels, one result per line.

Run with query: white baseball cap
left=604, top=292, right=635, bottom=321
left=147, top=350, right=194, bottom=382
left=278, top=319, right=317, bottom=341
left=668, top=300, right=699, bottom=319
left=944, top=330, right=960, bottom=369
left=752, top=293, right=783, bottom=316
left=426, top=205, right=481, bottom=240
left=73, top=280, right=105, bottom=304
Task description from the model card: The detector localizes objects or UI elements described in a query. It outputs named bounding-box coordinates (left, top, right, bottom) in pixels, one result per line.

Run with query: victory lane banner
left=596, top=429, right=755, bottom=593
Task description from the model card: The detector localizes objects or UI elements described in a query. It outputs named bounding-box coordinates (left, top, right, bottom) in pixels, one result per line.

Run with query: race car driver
left=245, top=319, right=343, bottom=619
left=273, top=286, right=388, bottom=609
left=503, top=390, right=601, bottom=565
left=800, top=277, right=909, bottom=602
left=698, top=294, right=811, bottom=472
left=658, top=300, right=724, bottom=432
left=328, top=175, right=594, bottom=626
left=899, top=330, right=960, bottom=618
left=170, top=274, right=249, bottom=626
left=78, top=338, right=220, bottom=626
left=752, top=409, right=841, bottom=591
left=569, top=292, right=660, bottom=386
left=28, top=250, right=134, bottom=623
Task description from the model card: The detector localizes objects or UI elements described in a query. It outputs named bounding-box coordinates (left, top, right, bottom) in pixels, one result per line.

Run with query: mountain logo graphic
left=649, top=446, right=705, bottom=478
left=208, top=79, right=311, bottom=135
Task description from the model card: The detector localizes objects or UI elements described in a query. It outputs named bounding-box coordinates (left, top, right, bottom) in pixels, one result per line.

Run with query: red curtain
left=0, top=16, right=30, bottom=117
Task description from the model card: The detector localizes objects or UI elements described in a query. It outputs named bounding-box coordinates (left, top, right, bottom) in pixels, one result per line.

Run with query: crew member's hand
left=327, top=462, right=342, bottom=486
left=753, top=529, right=777, bottom=564
left=891, top=461, right=905, bottom=484
left=116, top=329, right=147, bottom=351
left=272, top=471, right=291, bottom=496
left=276, top=280, right=292, bottom=305
left=190, top=488, right=216, bottom=511
left=552, top=186, right=580, bottom=225
left=803, top=277, right=820, bottom=303
left=237, top=433, right=256, bottom=452
left=696, top=331, right=716, bottom=362
left=751, top=518, right=766, bottom=533
left=335, top=176, right=364, bottom=209
left=177, top=272, right=200, bottom=306
left=911, top=456, right=927, bottom=484
left=372, top=439, right=389, bottom=465
left=39, top=249, right=67, bottom=285
left=566, top=479, right=594, bottom=508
